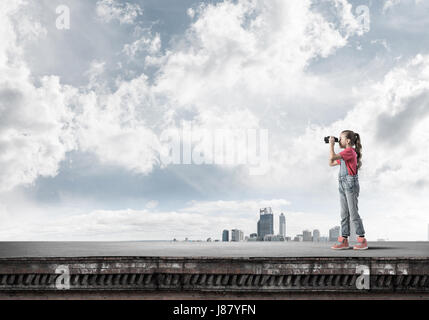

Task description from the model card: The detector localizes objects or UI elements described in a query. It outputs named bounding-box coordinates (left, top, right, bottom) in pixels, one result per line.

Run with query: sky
left=0, top=0, right=429, bottom=241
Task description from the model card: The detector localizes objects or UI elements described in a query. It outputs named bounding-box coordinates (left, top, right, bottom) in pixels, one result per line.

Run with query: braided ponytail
left=354, top=132, right=362, bottom=170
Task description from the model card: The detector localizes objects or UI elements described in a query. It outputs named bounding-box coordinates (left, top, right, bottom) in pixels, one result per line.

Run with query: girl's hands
left=329, top=136, right=335, bottom=146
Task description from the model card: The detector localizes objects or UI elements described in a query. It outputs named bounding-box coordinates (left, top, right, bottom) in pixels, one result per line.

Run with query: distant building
left=264, top=234, right=274, bottom=241
left=257, top=207, right=274, bottom=241
left=329, top=226, right=340, bottom=241
left=246, top=233, right=258, bottom=241
left=285, top=237, right=292, bottom=241
left=231, top=229, right=244, bottom=242
left=276, top=235, right=285, bottom=241
left=222, top=229, right=229, bottom=242
left=294, top=234, right=303, bottom=242
left=279, top=213, right=286, bottom=237
left=303, top=230, right=312, bottom=241
left=313, top=229, right=320, bottom=242
left=264, top=234, right=285, bottom=241
left=319, top=236, right=329, bottom=242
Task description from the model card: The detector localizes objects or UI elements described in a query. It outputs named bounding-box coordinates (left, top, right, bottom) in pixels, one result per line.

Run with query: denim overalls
left=338, top=158, right=365, bottom=237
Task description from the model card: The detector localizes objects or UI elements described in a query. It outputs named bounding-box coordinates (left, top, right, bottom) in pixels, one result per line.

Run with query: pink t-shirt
left=336, top=147, right=358, bottom=176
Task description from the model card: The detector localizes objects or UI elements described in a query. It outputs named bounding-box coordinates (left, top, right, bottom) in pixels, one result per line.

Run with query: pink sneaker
left=353, top=236, right=368, bottom=250
left=331, top=236, right=350, bottom=250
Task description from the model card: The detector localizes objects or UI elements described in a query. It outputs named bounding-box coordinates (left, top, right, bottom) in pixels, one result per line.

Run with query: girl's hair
left=341, top=130, right=362, bottom=170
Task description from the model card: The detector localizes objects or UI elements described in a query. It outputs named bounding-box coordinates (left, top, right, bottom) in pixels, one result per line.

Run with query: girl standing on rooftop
left=329, top=130, right=368, bottom=250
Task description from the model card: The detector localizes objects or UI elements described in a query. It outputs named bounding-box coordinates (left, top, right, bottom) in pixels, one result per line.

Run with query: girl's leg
left=345, top=184, right=365, bottom=236
left=339, top=181, right=350, bottom=237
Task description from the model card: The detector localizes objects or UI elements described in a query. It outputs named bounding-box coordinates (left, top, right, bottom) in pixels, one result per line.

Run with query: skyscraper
left=279, top=213, right=286, bottom=237
left=329, top=226, right=340, bottom=241
left=313, top=229, right=320, bottom=242
left=222, top=229, right=229, bottom=242
left=257, top=207, right=274, bottom=241
left=303, top=230, right=312, bottom=241
left=231, top=229, right=244, bottom=242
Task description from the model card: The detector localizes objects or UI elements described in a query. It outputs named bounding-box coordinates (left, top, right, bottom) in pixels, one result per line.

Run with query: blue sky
left=1, top=0, right=429, bottom=241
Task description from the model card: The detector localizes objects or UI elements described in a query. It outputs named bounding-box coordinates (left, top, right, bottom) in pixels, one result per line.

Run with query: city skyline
left=220, top=207, right=344, bottom=242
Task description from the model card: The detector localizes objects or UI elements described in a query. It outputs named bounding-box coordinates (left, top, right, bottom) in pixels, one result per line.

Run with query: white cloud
left=187, top=8, right=196, bottom=19
left=72, top=74, right=164, bottom=174
left=383, top=0, right=425, bottom=13
left=154, top=0, right=359, bottom=106
left=123, top=32, right=161, bottom=58
left=180, top=199, right=291, bottom=216
left=145, top=200, right=159, bottom=209
left=146, top=0, right=367, bottom=173
left=85, top=60, right=106, bottom=89
left=383, top=0, right=401, bottom=13
left=371, top=39, right=390, bottom=51
left=96, top=0, right=143, bottom=25
left=0, top=1, right=76, bottom=192
left=68, top=0, right=367, bottom=181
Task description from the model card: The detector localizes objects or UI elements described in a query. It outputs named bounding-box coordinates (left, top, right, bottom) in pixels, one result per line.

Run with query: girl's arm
left=329, top=159, right=339, bottom=167
left=330, top=153, right=342, bottom=161
left=329, top=138, right=342, bottom=161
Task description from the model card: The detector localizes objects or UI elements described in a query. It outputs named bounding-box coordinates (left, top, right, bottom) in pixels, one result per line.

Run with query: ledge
left=0, top=242, right=428, bottom=298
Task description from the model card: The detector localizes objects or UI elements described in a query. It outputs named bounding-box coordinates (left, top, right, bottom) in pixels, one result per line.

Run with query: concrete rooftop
left=0, top=241, right=428, bottom=258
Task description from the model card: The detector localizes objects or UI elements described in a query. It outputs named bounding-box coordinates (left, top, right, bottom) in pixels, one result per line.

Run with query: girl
left=329, top=130, right=368, bottom=250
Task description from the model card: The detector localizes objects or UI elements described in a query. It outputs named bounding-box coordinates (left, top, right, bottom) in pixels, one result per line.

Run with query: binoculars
left=324, top=136, right=339, bottom=143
